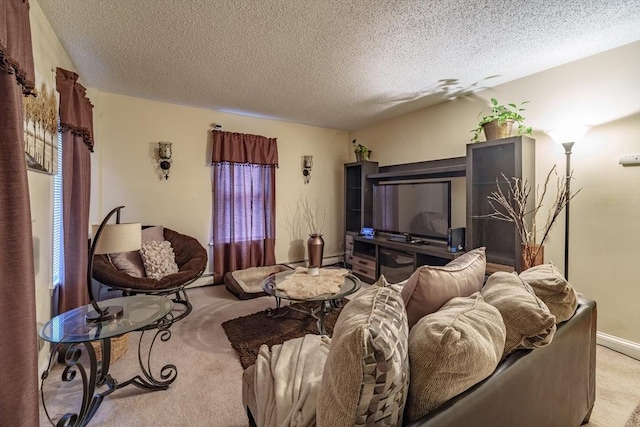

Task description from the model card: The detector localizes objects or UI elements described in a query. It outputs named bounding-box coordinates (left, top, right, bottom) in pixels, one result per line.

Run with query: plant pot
left=482, top=119, right=515, bottom=141
left=307, top=234, right=324, bottom=268
left=355, top=150, right=372, bottom=162
left=521, top=244, right=544, bottom=272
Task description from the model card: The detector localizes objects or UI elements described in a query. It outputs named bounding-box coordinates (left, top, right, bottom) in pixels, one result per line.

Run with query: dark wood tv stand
left=346, top=231, right=464, bottom=284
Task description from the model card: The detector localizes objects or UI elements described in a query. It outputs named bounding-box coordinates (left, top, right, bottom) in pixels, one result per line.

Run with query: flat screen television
left=373, top=181, right=451, bottom=241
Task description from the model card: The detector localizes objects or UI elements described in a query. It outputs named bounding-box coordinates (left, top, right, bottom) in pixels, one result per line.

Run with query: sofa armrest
left=406, top=297, right=597, bottom=427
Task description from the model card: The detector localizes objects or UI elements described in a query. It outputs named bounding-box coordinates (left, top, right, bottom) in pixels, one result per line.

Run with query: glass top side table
left=39, top=295, right=177, bottom=426
left=40, top=295, right=173, bottom=343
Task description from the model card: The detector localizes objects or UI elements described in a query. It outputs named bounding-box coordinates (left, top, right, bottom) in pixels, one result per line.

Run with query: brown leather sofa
left=242, top=297, right=597, bottom=427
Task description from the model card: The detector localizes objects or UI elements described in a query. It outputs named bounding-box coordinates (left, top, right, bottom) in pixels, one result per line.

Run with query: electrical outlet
left=619, top=154, right=640, bottom=166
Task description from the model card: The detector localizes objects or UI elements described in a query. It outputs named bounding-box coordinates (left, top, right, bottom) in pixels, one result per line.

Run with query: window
left=52, top=131, right=63, bottom=287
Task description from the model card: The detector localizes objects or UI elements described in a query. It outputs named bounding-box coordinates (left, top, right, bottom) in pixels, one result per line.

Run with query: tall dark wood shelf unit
left=466, top=136, right=535, bottom=273
left=344, top=161, right=379, bottom=233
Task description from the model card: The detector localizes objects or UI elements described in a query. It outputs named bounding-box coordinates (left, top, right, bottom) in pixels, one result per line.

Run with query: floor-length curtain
left=0, top=0, right=39, bottom=423
left=55, top=68, right=94, bottom=313
left=211, top=130, right=278, bottom=283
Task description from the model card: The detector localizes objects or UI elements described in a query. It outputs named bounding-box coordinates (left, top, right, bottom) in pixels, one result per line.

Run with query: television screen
left=373, top=181, right=451, bottom=240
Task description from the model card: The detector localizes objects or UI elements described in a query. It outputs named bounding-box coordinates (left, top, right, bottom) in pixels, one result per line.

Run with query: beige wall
left=350, top=42, right=640, bottom=343
left=94, top=93, right=350, bottom=273
left=28, top=0, right=639, bottom=369
left=29, top=0, right=77, bottom=371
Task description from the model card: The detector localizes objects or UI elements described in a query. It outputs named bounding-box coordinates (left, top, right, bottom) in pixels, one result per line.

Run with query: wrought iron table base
left=266, top=297, right=344, bottom=335
left=41, top=318, right=176, bottom=427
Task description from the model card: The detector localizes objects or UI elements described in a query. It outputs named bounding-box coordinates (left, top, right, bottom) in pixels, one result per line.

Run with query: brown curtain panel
left=0, top=0, right=39, bottom=424
left=211, top=130, right=278, bottom=282
left=56, top=68, right=94, bottom=313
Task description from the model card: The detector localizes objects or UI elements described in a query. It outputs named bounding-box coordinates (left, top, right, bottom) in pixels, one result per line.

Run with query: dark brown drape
left=211, top=130, right=278, bottom=282
left=0, top=0, right=39, bottom=424
left=56, top=68, right=94, bottom=313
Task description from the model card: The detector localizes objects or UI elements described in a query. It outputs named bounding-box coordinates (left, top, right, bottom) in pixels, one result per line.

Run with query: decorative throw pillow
left=142, top=225, right=164, bottom=243
left=400, top=247, right=486, bottom=329
left=317, top=286, right=409, bottom=427
left=109, top=251, right=145, bottom=278
left=372, top=274, right=406, bottom=293
left=519, top=262, right=578, bottom=322
left=108, top=226, right=165, bottom=277
left=404, top=293, right=505, bottom=422
left=139, top=240, right=179, bottom=279
left=481, top=271, right=556, bottom=356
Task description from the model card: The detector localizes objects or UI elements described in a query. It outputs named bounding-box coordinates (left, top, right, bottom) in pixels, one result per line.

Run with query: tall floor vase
left=307, top=234, right=324, bottom=268
left=521, top=244, right=544, bottom=272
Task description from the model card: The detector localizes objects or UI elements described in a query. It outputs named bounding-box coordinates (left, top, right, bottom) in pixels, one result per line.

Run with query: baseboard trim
left=597, top=332, right=640, bottom=360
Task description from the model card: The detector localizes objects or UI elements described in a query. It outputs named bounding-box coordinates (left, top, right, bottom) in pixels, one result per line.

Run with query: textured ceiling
left=37, top=0, right=640, bottom=131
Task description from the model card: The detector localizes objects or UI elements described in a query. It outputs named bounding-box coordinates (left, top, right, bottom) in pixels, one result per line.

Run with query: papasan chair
left=92, top=227, right=208, bottom=324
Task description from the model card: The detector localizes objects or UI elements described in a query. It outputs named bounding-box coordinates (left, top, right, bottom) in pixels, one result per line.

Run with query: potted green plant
left=470, top=98, right=533, bottom=143
left=352, top=139, right=371, bottom=161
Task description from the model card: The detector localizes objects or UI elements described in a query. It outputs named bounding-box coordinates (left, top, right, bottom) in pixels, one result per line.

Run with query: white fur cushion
left=139, top=240, right=179, bottom=279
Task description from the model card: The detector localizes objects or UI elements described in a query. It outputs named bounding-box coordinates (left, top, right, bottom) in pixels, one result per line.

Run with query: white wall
left=93, top=93, right=350, bottom=274
left=350, top=42, right=640, bottom=343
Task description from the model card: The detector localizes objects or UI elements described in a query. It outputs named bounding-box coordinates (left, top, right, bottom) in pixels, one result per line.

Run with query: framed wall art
left=23, top=73, right=59, bottom=175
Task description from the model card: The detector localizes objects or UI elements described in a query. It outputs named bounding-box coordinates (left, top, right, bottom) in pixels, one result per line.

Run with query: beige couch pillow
left=481, top=271, right=556, bottom=356
left=519, top=262, right=578, bottom=322
left=405, top=293, right=505, bottom=422
left=400, top=247, right=486, bottom=328
left=317, top=286, right=409, bottom=427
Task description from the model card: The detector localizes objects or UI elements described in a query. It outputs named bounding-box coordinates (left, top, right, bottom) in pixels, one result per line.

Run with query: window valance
left=56, top=68, right=94, bottom=151
left=211, top=130, right=278, bottom=167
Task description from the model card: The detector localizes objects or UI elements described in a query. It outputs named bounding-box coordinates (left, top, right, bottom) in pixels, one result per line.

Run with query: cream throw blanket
left=255, top=334, right=331, bottom=427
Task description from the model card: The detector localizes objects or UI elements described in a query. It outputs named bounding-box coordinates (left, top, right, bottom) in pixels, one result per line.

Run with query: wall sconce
left=302, top=155, right=313, bottom=184
left=158, top=141, right=172, bottom=180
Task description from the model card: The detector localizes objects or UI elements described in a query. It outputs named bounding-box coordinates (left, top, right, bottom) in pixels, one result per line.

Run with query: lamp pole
left=561, top=142, right=574, bottom=280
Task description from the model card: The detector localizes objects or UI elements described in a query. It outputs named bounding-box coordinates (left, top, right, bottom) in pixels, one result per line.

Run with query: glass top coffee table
left=262, top=268, right=361, bottom=335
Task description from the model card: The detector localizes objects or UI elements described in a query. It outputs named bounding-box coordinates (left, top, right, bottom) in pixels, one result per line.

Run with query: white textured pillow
left=139, top=240, right=179, bottom=279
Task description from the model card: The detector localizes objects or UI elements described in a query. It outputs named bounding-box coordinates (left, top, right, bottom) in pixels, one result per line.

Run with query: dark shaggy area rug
left=221, top=301, right=343, bottom=369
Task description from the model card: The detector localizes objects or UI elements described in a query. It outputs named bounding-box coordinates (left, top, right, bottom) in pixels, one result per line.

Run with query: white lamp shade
left=91, top=223, right=142, bottom=254
left=545, top=125, right=591, bottom=144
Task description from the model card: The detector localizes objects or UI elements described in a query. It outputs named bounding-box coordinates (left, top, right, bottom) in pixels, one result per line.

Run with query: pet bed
left=225, top=264, right=293, bottom=300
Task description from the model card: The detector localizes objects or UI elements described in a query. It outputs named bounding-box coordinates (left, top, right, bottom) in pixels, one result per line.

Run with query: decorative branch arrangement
left=300, top=195, right=327, bottom=235
left=484, top=165, right=581, bottom=269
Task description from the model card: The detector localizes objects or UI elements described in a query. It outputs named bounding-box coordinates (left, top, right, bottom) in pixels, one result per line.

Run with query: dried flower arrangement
left=300, top=195, right=327, bottom=236
left=484, top=165, right=581, bottom=269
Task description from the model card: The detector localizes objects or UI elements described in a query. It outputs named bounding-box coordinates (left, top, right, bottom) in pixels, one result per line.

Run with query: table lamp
left=86, top=206, right=141, bottom=322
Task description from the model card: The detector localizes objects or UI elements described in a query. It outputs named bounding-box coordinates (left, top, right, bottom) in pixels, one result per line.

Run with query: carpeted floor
left=38, top=284, right=640, bottom=426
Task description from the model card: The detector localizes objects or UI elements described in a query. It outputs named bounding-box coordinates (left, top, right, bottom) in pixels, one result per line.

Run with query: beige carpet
left=39, top=284, right=640, bottom=426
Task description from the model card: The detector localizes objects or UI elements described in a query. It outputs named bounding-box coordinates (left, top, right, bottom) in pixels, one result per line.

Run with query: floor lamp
left=86, top=206, right=141, bottom=322
left=545, top=126, right=590, bottom=280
